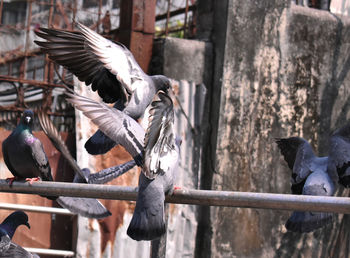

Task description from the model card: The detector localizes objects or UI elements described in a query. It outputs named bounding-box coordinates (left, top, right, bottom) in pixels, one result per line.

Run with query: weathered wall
left=195, top=1, right=350, bottom=257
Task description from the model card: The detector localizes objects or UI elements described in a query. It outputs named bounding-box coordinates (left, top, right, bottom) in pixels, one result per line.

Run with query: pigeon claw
left=25, top=177, right=41, bottom=185
left=173, top=186, right=181, bottom=191
left=6, top=176, right=18, bottom=186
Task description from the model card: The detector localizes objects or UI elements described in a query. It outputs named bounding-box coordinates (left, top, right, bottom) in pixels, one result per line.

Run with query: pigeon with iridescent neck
left=2, top=110, right=53, bottom=185
left=0, top=210, right=39, bottom=257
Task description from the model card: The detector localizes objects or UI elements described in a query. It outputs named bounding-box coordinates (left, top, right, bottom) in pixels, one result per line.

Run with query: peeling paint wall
left=196, top=1, right=350, bottom=257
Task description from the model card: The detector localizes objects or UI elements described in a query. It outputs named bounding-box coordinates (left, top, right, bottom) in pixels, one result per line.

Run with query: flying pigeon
left=65, top=90, right=180, bottom=240
left=276, top=137, right=336, bottom=233
left=34, top=22, right=171, bottom=119
left=37, top=111, right=135, bottom=218
left=2, top=110, right=53, bottom=184
left=0, top=211, right=39, bottom=258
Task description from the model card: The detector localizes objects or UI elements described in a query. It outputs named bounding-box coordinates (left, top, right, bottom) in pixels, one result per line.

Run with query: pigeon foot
left=6, top=176, right=19, bottom=186
left=25, top=177, right=41, bottom=184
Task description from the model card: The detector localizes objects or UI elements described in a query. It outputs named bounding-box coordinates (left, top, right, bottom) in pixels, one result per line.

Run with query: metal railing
left=0, top=180, right=349, bottom=214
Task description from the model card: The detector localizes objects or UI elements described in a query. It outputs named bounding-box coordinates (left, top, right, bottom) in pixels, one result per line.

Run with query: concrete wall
left=194, top=1, right=350, bottom=257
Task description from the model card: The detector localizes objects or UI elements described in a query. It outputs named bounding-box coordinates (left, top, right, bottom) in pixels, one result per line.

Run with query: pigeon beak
left=25, top=222, right=30, bottom=229
left=25, top=116, right=32, bottom=124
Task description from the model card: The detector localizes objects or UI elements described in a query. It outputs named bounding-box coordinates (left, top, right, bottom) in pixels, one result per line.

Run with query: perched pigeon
left=0, top=211, right=39, bottom=258
left=276, top=137, right=336, bottom=233
left=66, top=90, right=180, bottom=240
left=128, top=94, right=180, bottom=240
left=328, top=122, right=350, bottom=187
left=34, top=22, right=171, bottom=119
left=37, top=111, right=135, bottom=218
left=2, top=110, right=53, bottom=184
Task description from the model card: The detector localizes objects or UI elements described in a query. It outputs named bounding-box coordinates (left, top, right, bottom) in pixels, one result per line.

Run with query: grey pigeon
left=2, top=110, right=53, bottom=184
left=66, top=90, right=180, bottom=240
left=0, top=211, right=39, bottom=258
left=38, top=111, right=135, bottom=218
left=34, top=23, right=171, bottom=156
left=276, top=137, right=336, bottom=233
left=34, top=23, right=171, bottom=119
left=328, top=122, right=350, bottom=187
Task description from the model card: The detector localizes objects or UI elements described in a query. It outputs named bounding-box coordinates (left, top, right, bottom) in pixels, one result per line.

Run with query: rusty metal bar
left=183, top=0, right=189, bottom=37
left=165, top=0, right=171, bottom=36
left=0, top=180, right=350, bottom=213
left=156, top=4, right=196, bottom=21
left=0, top=0, right=3, bottom=26
left=0, top=76, right=67, bottom=89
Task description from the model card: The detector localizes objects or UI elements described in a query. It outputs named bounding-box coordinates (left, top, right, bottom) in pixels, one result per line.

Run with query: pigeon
left=34, top=22, right=171, bottom=119
left=34, top=22, right=171, bottom=156
left=37, top=111, right=136, bottom=218
left=0, top=211, right=39, bottom=258
left=328, top=122, right=350, bottom=187
left=2, top=110, right=53, bottom=184
left=276, top=137, right=336, bottom=233
left=65, top=90, right=180, bottom=240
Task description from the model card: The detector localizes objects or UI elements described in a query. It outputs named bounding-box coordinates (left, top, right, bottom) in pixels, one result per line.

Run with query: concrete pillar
left=196, top=0, right=350, bottom=257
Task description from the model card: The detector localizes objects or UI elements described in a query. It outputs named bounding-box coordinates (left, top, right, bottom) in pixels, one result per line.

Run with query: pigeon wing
left=76, top=22, right=148, bottom=94
left=65, top=91, right=144, bottom=163
left=276, top=137, right=315, bottom=184
left=143, top=92, right=175, bottom=179
left=2, top=138, right=21, bottom=178
left=329, top=123, right=350, bottom=187
left=0, top=242, right=38, bottom=258
left=34, top=27, right=125, bottom=103
left=28, top=139, right=52, bottom=181
left=37, top=111, right=87, bottom=182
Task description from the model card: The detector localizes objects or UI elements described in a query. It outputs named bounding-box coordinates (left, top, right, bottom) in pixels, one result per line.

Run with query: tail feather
left=56, top=196, right=111, bottom=219
left=285, top=211, right=333, bottom=233
left=127, top=174, right=166, bottom=241
left=88, top=160, right=136, bottom=184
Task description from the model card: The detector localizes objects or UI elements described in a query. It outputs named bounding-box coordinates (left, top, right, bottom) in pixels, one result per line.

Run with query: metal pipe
left=0, top=180, right=350, bottom=213
left=23, top=247, right=75, bottom=257
left=165, top=0, right=171, bottom=36
left=0, top=0, right=4, bottom=26
left=0, top=202, right=73, bottom=215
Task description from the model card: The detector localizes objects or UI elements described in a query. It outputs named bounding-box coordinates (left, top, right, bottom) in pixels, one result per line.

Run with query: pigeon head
left=21, top=110, right=34, bottom=126
left=1, top=211, right=30, bottom=239
left=151, top=75, right=171, bottom=92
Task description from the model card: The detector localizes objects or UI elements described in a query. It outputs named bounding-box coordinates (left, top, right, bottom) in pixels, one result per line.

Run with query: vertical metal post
left=0, top=0, right=4, bottom=26
left=118, top=0, right=156, bottom=72
left=150, top=204, right=169, bottom=258
left=165, top=0, right=171, bottom=36
left=97, top=0, right=102, bottom=33
left=184, top=0, right=189, bottom=37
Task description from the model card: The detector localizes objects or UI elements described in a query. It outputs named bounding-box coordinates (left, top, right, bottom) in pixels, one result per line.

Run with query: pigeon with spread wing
left=34, top=22, right=171, bottom=155
left=66, top=90, right=180, bottom=240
